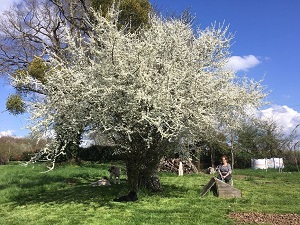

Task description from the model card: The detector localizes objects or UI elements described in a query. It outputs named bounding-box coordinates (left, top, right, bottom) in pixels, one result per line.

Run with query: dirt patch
left=229, top=212, right=300, bottom=225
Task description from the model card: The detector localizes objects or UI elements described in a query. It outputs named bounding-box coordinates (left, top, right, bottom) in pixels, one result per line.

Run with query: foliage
left=234, top=118, right=286, bottom=168
left=281, top=149, right=300, bottom=172
left=78, top=145, right=122, bottom=162
left=6, top=57, right=48, bottom=114
left=196, top=132, right=231, bottom=168
left=5, top=94, right=26, bottom=115
left=284, top=124, right=300, bottom=171
left=0, top=163, right=300, bottom=225
left=27, top=57, right=48, bottom=84
left=91, top=0, right=151, bottom=31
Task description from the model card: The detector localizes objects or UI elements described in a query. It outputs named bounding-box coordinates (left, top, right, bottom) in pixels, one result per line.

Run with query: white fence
left=251, top=158, right=284, bottom=170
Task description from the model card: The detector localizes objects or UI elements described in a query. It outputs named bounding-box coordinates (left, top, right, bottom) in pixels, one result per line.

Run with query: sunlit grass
left=0, top=163, right=299, bottom=225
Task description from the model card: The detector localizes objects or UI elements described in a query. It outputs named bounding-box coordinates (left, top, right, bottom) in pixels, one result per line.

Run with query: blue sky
left=1, top=0, right=300, bottom=138
left=149, top=0, right=300, bottom=137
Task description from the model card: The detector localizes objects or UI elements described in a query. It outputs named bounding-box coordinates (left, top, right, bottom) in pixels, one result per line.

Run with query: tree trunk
left=230, top=136, right=235, bottom=170
left=210, top=145, right=215, bottom=168
left=124, top=134, right=163, bottom=192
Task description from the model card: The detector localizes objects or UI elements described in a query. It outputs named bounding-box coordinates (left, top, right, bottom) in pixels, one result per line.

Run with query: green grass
left=0, top=163, right=299, bottom=225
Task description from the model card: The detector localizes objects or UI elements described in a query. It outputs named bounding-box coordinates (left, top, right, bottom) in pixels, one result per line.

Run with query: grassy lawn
left=0, top=163, right=299, bottom=225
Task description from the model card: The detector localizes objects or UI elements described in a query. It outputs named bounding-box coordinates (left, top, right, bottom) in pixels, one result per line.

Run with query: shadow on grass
left=9, top=176, right=128, bottom=207
left=8, top=174, right=193, bottom=207
left=3, top=164, right=198, bottom=207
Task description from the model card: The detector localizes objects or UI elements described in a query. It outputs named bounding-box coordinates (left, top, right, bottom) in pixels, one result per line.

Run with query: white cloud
left=226, top=55, right=261, bottom=72
left=0, top=0, right=21, bottom=13
left=259, top=105, right=300, bottom=137
left=0, top=130, right=14, bottom=137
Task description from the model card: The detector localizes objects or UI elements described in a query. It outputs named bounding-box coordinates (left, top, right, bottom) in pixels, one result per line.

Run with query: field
left=0, top=163, right=300, bottom=225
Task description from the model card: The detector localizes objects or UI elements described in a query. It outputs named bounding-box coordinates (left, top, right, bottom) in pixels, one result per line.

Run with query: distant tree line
left=1, top=121, right=299, bottom=172
left=0, top=136, right=46, bottom=164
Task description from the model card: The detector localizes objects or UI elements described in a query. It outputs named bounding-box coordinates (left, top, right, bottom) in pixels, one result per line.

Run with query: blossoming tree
left=18, top=8, right=266, bottom=191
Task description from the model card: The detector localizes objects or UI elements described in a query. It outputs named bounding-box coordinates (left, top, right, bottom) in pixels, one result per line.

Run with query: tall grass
left=0, top=163, right=299, bottom=225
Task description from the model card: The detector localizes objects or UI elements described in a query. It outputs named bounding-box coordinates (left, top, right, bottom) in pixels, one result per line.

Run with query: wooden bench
left=200, top=177, right=242, bottom=198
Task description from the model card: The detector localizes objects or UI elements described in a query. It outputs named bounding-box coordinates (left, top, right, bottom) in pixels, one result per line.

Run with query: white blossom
left=18, top=10, right=267, bottom=167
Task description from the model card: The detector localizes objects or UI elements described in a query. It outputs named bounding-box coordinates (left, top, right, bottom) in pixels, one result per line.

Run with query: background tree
left=0, top=0, right=67, bottom=115
left=90, top=0, right=151, bottom=31
left=1, top=0, right=151, bottom=114
left=284, top=124, right=300, bottom=171
left=17, top=8, right=267, bottom=191
left=0, top=0, right=64, bottom=75
left=234, top=118, right=285, bottom=168
left=194, top=132, right=230, bottom=169
left=0, top=135, right=46, bottom=164
left=1, top=0, right=151, bottom=162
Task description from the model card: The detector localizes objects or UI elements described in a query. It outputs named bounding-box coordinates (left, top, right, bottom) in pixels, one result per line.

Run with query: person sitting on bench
left=217, top=155, right=232, bottom=184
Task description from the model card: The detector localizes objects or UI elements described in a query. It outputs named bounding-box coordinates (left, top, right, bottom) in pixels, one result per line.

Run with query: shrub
left=78, top=145, right=122, bottom=162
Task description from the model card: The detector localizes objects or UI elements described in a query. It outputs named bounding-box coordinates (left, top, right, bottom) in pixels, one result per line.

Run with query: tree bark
left=124, top=133, right=163, bottom=192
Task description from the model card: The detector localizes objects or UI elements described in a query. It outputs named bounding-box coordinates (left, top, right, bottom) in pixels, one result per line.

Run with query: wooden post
left=178, top=162, right=183, bottom=176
